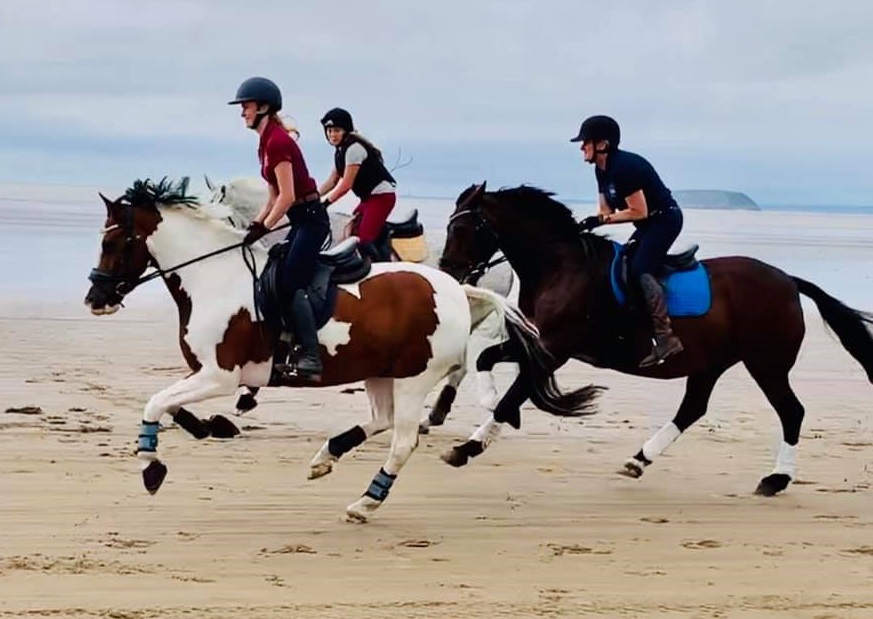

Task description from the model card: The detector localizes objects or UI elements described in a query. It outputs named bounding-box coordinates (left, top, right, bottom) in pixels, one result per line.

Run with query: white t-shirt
left=342, top=142, right=395, bottom=195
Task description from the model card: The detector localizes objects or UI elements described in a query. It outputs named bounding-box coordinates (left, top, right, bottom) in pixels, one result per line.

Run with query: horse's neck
left=148, top=209, right=268, bottom=302
left=491, top=215, right=610, bottom=297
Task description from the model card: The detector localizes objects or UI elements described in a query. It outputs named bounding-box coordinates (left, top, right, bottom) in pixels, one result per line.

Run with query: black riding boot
left=638, top=273, right=684, bottom=367
left=283, top=289, right=323, bottom=380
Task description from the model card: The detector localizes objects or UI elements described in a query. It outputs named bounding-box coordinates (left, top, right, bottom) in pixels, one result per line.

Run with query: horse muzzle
left=85, top=269, right=129, bottom=315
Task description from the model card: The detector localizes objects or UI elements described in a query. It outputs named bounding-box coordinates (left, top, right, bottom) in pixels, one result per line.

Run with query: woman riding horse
left=318, top=107, right=398, bottom=261
left=439, top=182, right=873, bottom=496
left=573, top=115, right=684, bottom=366
left=229, top=76, right=328, bottom=380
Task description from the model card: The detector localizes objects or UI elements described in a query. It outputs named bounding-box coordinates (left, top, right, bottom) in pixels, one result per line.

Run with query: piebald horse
left=84, top=178, right=597, bottom=522
left=205, top=175, right=520, bottom=430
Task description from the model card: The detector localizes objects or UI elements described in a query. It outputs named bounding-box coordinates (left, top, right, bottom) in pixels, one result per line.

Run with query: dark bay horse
left=83, top=178, right=597, bottom=522
left=438, top=183, right=873, bottom=496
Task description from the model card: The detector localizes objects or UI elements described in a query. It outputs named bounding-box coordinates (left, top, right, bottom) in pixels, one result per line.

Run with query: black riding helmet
left=320, top=107, right=354, bottom=133
left=228, top=77, right=282, bottom=112
left=570, top=115, right=620, bottom=148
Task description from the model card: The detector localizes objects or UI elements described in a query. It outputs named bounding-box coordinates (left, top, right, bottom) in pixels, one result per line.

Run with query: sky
left=1, top=0, right=872, bottom=206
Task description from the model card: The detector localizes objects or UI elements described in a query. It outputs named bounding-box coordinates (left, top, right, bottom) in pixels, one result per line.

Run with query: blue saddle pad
left=609, top=242, right=711, bottom=317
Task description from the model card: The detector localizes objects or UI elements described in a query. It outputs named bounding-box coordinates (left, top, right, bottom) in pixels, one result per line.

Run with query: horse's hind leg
left=621, top=367, right=725, bottom=479
left=744, top=367, right=805, bottom=496
left=420, top=367, right=464, bottom=434
left=345, top=377, right=428, bottom=523
left=309, top=378, right=394, bottom=480
left=235, top=386, right=260, bottom=414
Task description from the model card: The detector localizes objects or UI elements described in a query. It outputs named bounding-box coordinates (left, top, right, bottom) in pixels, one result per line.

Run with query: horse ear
left=99, top=192, right=115, bottom=215
left=473, top=181, right=487, bottom=200
left=204, top=174, right=215, bottom=192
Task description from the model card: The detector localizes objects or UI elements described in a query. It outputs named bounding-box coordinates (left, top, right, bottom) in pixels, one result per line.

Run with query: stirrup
left=639, top=337, right=684, bottom=368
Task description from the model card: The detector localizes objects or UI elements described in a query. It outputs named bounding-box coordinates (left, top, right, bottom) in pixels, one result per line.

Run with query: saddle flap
left=386, top=208, right=423, bottom=238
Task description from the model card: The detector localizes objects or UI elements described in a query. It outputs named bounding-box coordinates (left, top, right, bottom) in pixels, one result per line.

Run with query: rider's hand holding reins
left=244, top=221, right=269, bottom=245
left=578, top=215, right=604, bottom=232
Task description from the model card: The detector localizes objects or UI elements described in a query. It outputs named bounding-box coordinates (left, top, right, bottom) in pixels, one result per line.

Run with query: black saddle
left=256, top=237, right=371, bottom=335
left=616, top=242, right=700, bottom=301
left=371, top=209, right=424, bottom=262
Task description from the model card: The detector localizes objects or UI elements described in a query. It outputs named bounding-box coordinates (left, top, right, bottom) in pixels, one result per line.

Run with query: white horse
left=85, top=178, right=585, bottom=522
left=204, top=175, right=520, bottom=431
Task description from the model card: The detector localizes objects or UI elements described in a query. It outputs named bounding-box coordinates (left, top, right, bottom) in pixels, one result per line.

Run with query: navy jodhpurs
left=628, top=207, right=683, bottom=279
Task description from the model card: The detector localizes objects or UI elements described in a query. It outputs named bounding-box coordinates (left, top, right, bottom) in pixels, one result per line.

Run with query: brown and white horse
left=205, top=175, right=519, bottom=428
left=84, top=178, right=598, bottom=522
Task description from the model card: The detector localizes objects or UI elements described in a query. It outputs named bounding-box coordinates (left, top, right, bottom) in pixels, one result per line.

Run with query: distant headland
left=673, top=190, right=760, bottom=211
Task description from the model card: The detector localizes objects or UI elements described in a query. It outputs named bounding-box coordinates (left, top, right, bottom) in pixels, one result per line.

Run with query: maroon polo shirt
left=258, top=120, right=317, bottom=198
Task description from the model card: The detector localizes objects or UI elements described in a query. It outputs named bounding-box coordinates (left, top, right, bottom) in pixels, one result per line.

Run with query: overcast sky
left=1, top=0, right=872, bottom=205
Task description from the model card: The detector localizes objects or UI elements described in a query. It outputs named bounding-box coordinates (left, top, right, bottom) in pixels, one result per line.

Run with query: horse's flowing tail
left=793, top=276, right=873, bottom=382
left=462, top=284, right=604, bottom=416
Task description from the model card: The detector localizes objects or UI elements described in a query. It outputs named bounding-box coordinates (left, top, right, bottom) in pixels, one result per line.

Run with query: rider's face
left=581, top=140, right=596, bottom=163
left=581, top=139, right=608, bottom=164
left=326, top=127, right=345, bottom=146
left=240, top=101, right=261, bottom=129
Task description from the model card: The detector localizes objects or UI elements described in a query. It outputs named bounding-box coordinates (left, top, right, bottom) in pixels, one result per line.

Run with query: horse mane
left=489, top=185, right=609, bottom=259
left=121, top=177, right=246, bottom=230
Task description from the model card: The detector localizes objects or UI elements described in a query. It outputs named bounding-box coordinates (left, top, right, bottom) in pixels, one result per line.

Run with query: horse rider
left=318, top=107, right=397, bottom=260
left=229, top=76, right=328, bottom=380
left=573, top=114, right=685, bottom=367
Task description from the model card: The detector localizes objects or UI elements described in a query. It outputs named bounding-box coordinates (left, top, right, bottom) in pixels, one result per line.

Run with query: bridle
left=88, top=201, right=289, bottom=298
left=440, top=204, right=507, bottom=285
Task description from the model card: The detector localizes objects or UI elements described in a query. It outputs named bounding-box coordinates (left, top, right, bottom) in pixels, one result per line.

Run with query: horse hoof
left=754, top=473, right=791, bottom=496
left=618, top=459, right=645, bottom=479
left=418, top=421, right=431, bottom=435
left=142, top=460, right=168, bottom=494
left=343, top=510, right=368, bottom=524
left=440, top=447, right=469, bottom=468
left=235, top=393, right=258, bottom=414
left=207, top=415, right=240, bottom=439
left=308, top=462, right=334, bottom=480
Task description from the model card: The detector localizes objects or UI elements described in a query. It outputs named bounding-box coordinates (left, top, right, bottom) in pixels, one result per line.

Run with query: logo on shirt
left=606, top=184, right=618, bottom=199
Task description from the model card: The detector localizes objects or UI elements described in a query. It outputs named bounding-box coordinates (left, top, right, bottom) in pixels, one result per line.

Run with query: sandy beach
left=0, top=289, right=870, bottom=618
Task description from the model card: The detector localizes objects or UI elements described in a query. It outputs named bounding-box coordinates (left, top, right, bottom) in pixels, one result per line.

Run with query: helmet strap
left=249, top=104, right=271, bottom=131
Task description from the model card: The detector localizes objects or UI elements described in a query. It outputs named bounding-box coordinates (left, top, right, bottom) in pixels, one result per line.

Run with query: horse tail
left=461, top=284, right=604, bottom=417
left=793, top=276, right=873, bottom=382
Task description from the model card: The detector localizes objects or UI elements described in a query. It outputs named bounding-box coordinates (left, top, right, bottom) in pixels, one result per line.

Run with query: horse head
left=439, top=181, right=501, bottom=283
left=84, top=177, right=196, bottom=315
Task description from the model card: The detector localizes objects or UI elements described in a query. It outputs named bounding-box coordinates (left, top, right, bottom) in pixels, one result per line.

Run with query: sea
left=2, top=184, right=872, bottom=312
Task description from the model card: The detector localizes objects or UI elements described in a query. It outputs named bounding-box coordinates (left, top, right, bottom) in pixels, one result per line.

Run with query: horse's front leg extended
left=138, top=371, right=238, bottom=494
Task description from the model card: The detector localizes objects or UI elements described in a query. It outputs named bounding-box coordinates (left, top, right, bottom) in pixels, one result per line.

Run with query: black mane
left=489, top=185, right=608, bottom=254
left=121, top=177, right=198, bottom=209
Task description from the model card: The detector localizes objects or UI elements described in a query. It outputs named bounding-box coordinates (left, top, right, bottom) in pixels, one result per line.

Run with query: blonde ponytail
left=269, top=113, right=300, bottom=140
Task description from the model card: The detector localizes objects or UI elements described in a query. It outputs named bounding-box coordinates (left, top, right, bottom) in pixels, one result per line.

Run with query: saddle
left=372, top=209, right=427, bottom=263
left=610, top=242, right=711, bottom=317
left=255, top=236, right=371, bottom=336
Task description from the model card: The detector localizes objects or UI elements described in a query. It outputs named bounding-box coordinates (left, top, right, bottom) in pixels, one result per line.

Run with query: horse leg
left=745, top=367, right=805, bottom=496
left=345, top=377, right=428, bottom=523
left=137, top=371, right=238, bottom=494
left=441, top=370, right=526, bottom=468
left=422, top=318, right=514, bottom=434
left=420, top=367, right=464, bottom=434
left=235, top=386, right=260, bottom=414
left=620, top=368, right=724, bottom=479
left=309, top=378, right=394, bottom=480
